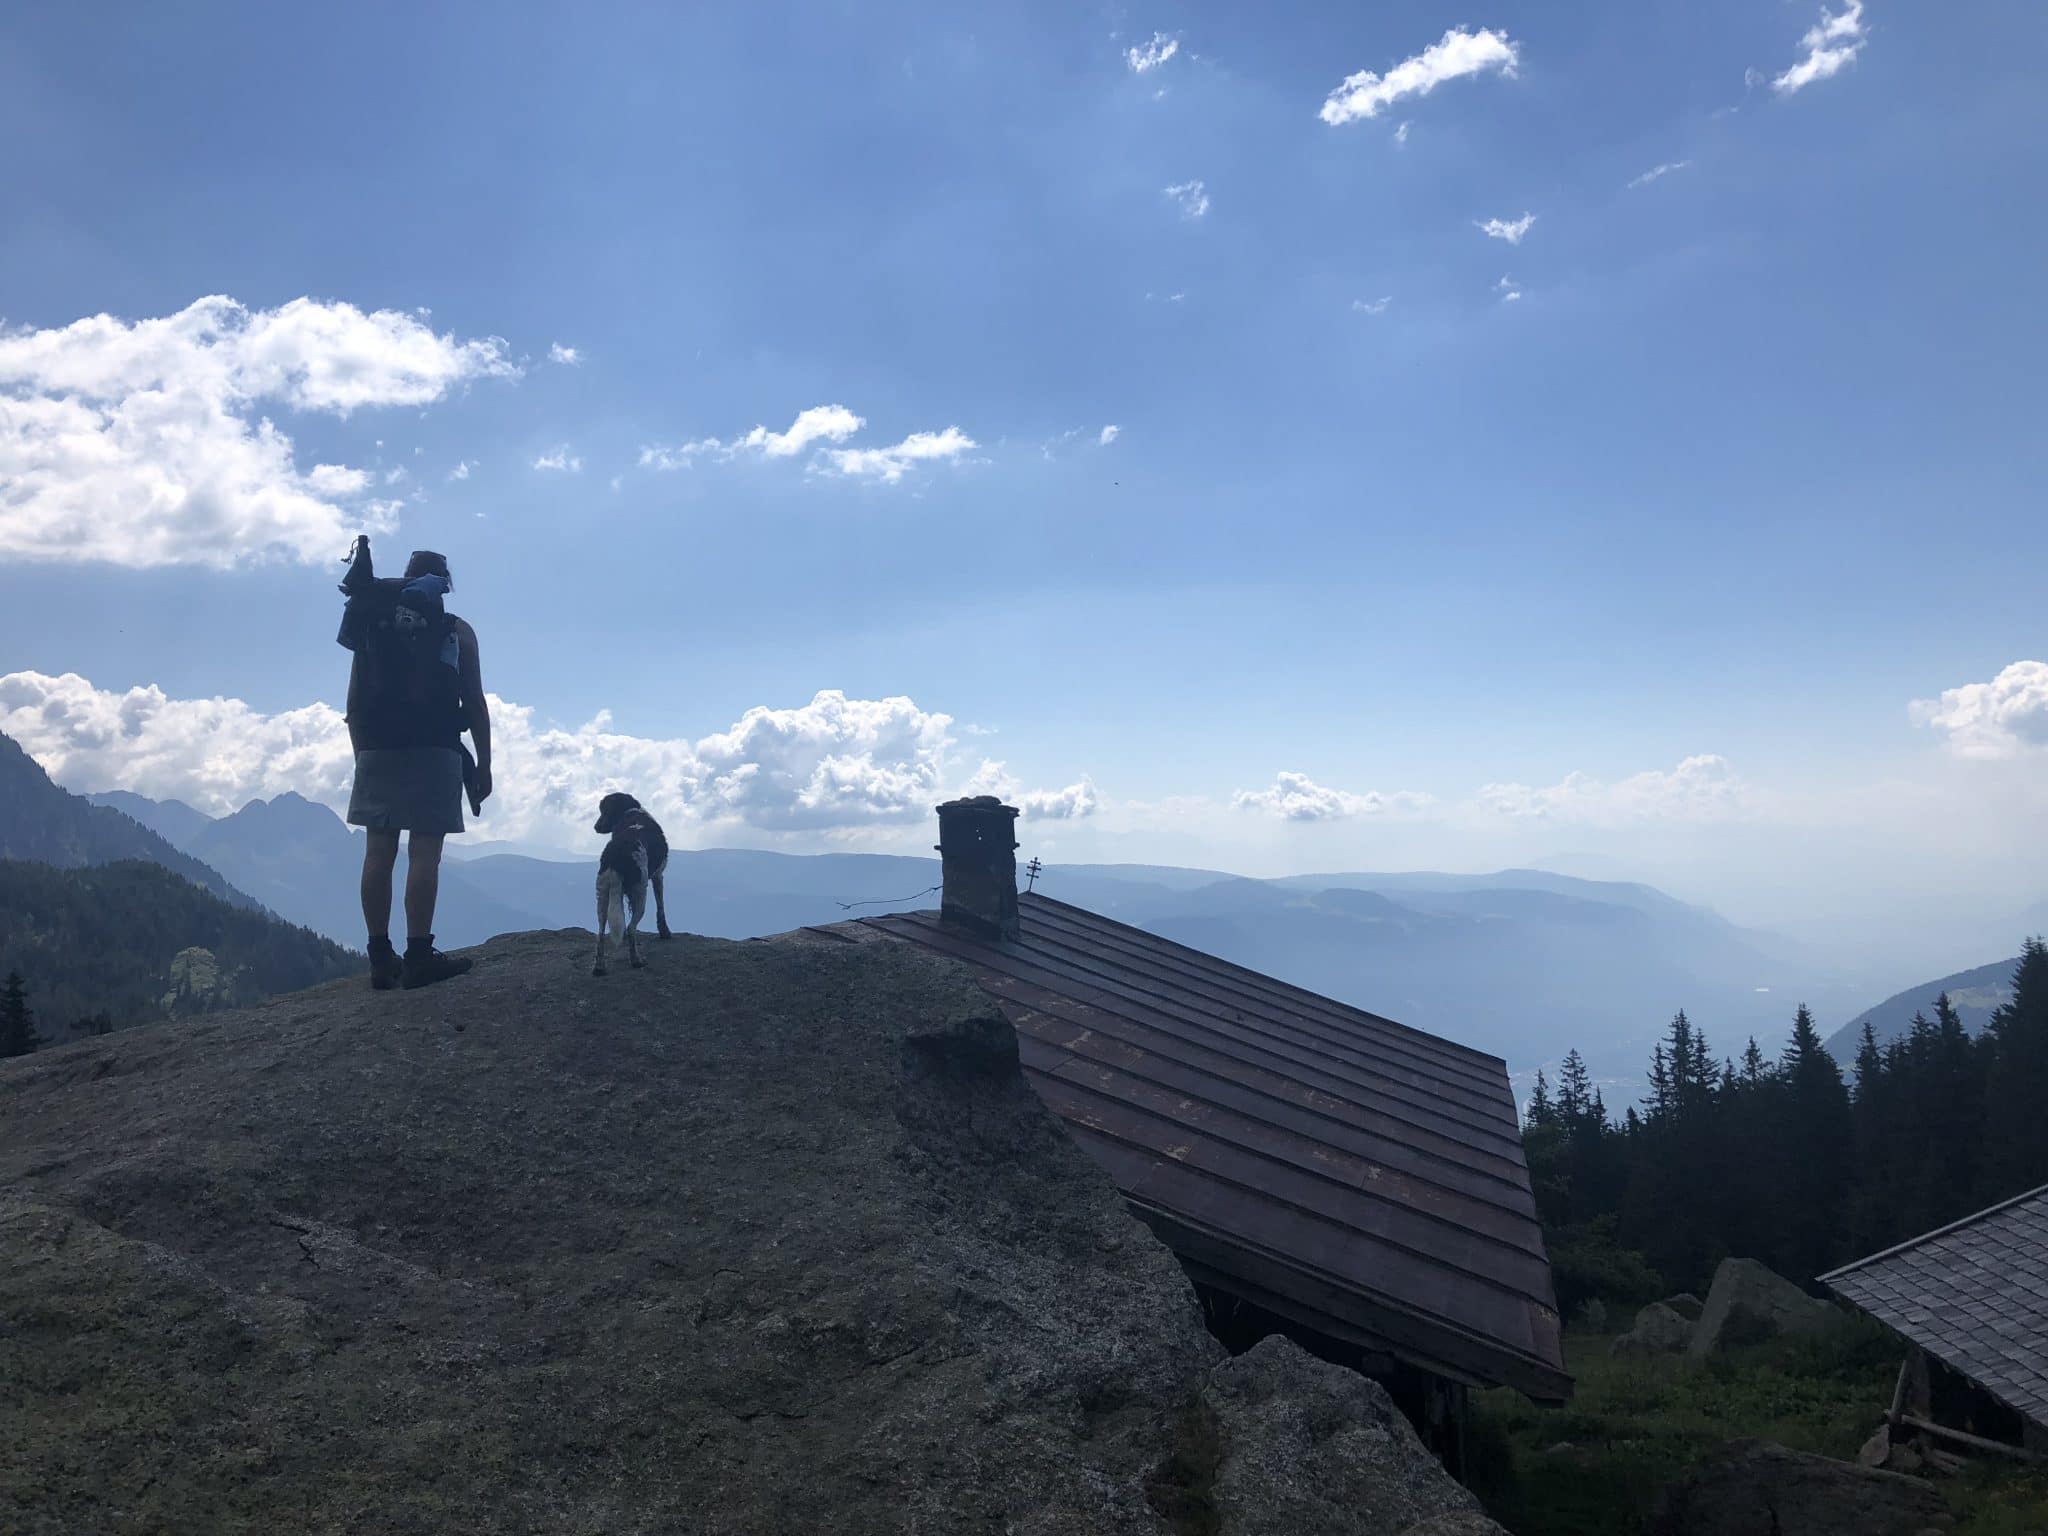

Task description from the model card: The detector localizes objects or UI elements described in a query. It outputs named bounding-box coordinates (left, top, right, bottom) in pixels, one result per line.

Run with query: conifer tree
left=1983, top=938, right=2048, bottom=1198
left=1527, top=1069, right=1553, bottom=1128
left=0, top=972, right=40, bottom=1058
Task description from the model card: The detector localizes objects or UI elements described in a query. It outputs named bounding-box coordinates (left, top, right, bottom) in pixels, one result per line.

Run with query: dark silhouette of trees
left=1, top=970, right=40, bottom=1057
left=1525, top=940, right=2048, bottom=1304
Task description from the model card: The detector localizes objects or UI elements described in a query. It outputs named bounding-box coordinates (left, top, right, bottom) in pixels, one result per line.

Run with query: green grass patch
left=1470, top=1319, right=2047, bottom=1535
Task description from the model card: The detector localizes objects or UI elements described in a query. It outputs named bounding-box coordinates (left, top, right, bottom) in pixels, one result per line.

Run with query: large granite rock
left=1197, top=1336, right=1509, bottom=1536
left=1662, top=1292, right=1704, bottom=1321
left=1651, top=1439, right=1950, bottom=1536
left=1688, top=1258, right=1838, bottom=1356
left=1612, top=1300, right=1696, bottom=1357
left=0, top=929, right=1490, bottom=1536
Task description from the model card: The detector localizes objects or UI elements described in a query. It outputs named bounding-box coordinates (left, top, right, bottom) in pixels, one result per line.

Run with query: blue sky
left=2, top=2, right=2044, bottom=977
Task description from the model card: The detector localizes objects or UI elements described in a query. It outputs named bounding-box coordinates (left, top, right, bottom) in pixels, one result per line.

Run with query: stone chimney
left=935, top=796, right=1021, bottom=941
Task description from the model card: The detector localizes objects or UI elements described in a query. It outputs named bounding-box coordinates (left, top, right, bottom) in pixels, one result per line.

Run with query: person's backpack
left=338, top=538, right=464, bottom=750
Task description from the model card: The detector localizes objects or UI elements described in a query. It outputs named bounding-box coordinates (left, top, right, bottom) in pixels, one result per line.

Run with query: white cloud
left=532, top=447, right=582, bottom=472
left=641, top=405, right=969, bottom=487
left=640, top=403, right=866, bottom=470
left=1352, top=296, right=1392, bottom=315
left=1496, top=275, right=1523, bottom=302
left=548, top=342, right=582, bottom=365
left=1912, top=661, right=2048, bottom=760
left=1164, top=180, right=1210, bottom=219
left=1478, top=213, right=1535, bottom=244
left=1098, top=424, right=1120, bottom=446
left=1320, top=27, right=1518, bottom=126
left=448, top=459, right=474, bottom=481
left=960, top=759, right=1101, bottom=821
left=1627, top=159, right=1692, bottom=189
left=1232, top=771, right=1432, bottom=822
left=1477, top=755, right=1749, bottom=825
left=0, top=295, right=516, bottom=568
left=1771, top=0, right=1866, bottom=95
left=1125, top=32, right=1179, bottom=73
left=0, top=670, right=1021, bottom=845
left=1395, top=120, right=1412, bottom=144
left=822, top=426, right=975, bottom=484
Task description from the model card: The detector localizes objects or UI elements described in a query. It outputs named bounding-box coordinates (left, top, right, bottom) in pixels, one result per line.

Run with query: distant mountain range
left=69, top=779, right=1877, bottom=1076
left=0, top=735, right=258, bottom=910
left=1820, top=956, right=2019, bottom=1061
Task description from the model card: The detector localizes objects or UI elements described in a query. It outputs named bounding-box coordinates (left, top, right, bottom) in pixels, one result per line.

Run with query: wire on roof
left=834, top=883, right=943, bottom=912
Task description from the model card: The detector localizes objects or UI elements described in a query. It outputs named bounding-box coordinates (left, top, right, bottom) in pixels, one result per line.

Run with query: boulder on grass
left=1651, top=1439, right=1948, bottom=1536
left=1611, top=1301, right=1695, bottom=1357
left=1662, top=1292, right=1704, bottom=1321
left=1688, top=1258, right=1836, bottom=1356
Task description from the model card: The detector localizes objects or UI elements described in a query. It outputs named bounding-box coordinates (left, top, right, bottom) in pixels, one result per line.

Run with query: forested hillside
left=0, top=860, right=362, bottom=1044
left=0, top=732, right=253, bottom=909
left=1525, top=938, right=2048, bottom=1313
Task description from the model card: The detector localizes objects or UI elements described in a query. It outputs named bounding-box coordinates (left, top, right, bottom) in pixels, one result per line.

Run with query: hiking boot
left=402, top=937, right=473, bottom=990
left=368, top=936, right=402, bottom=991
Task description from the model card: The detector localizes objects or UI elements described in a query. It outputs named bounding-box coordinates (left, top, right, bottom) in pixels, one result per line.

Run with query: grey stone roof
left=1821, top=1183, right=2048, bottom=1430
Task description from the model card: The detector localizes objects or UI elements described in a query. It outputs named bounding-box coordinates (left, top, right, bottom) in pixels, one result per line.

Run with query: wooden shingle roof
left=835, top=892, right=1569, bottom=1402
left=1822, top=1183, right=2048, bottom=1431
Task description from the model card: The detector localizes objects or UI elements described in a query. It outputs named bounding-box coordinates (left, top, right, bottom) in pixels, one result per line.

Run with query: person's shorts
left=347, top=748, right=465, bottom=835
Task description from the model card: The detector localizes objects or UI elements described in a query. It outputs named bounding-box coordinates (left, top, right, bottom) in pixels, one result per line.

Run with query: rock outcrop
left=1662, top=1292, right=1704, bottom=1321
left=0, top=929, right=1490, bottom=1536
left=1650, top=1439, right=1950, bottom=1536
left=1611, top=1300, right=1695, bottom=1357
left=1688, top=1258, right=1838, bottom=1356
left=1197, top=1337, right=1507, bottom=1536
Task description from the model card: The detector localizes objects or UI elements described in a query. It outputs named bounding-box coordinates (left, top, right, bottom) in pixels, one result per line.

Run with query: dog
left=591, top=792, right=671, bottom=976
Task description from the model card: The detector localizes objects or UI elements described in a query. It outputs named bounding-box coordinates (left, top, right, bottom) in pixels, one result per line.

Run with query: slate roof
left=823, top=891, right=1570, bottom=1402
left=1821, top=1183, right=2048, bottom=1430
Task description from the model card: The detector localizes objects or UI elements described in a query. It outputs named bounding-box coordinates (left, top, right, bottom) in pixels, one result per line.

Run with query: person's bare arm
left=455, top=618, right=492, bottom=800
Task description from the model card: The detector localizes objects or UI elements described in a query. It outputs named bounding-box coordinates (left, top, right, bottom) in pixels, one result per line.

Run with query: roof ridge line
left=1821, top=1180, right=2048, bottom=1282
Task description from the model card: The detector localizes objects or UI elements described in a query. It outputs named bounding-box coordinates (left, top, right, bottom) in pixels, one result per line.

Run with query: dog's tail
left=595, top=868, right=625, bottom=938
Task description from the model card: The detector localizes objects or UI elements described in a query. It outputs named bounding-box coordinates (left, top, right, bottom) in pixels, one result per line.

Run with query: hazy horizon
left=3, top=3, right=2043, bottom=996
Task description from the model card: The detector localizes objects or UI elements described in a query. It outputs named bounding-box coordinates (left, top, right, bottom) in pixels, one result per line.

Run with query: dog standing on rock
left=592, top=792, right=670, bottom=976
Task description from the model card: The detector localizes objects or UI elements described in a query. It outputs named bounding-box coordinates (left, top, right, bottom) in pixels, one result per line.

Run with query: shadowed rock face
left=0, top=929, right=1494, bottom=1536
left=1651, top=1439, right=1948, bottom=1536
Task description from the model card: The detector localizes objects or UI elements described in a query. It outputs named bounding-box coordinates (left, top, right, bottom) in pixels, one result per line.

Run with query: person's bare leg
left=404, top=832, right=445, bottom=940
left=361, top=830, right=400, bottom=937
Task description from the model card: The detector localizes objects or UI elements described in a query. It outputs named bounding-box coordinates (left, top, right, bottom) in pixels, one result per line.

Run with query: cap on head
left=404, top=550, right=452, bottom=591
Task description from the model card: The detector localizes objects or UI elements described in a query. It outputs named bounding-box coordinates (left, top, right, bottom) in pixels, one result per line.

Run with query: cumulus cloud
left=1496, top=275, right=1523, bottom=302
left=0, top=295, right=516, bottom=568
left=960, top=759, right=1102, bottom=820
left=1319, top=27, right=1518, bottom=126
left=1627, top=159, right=1692, bottom=189
left=1478, top=213, right=1535, bottom=244
left=1232, top=771, right=1432, bottom=822
left=1772, top=0, right=1866, bottom=95
left=1098, top=424, right=1120, bottom=446
left=1477, top=754, right=1748, bottom=824
left=1125, top=32, right=1179, bottom=73
left=448, top=459, right=474, bottom=481
left=548, top=342, right=582, bottom=365
left=1164, top=180, right=1210, bottom=219
left=1911, top=661, right=2048, bottom=760
left=1352, top=296, right=1392, bottom=315
left=0, top=670, right=1030, bottom=845
left=822, top=426, right=976, bottom=484
left=532, top=447, right=582, bottom=472
left=1395, top=120, right=1412, bottom=144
